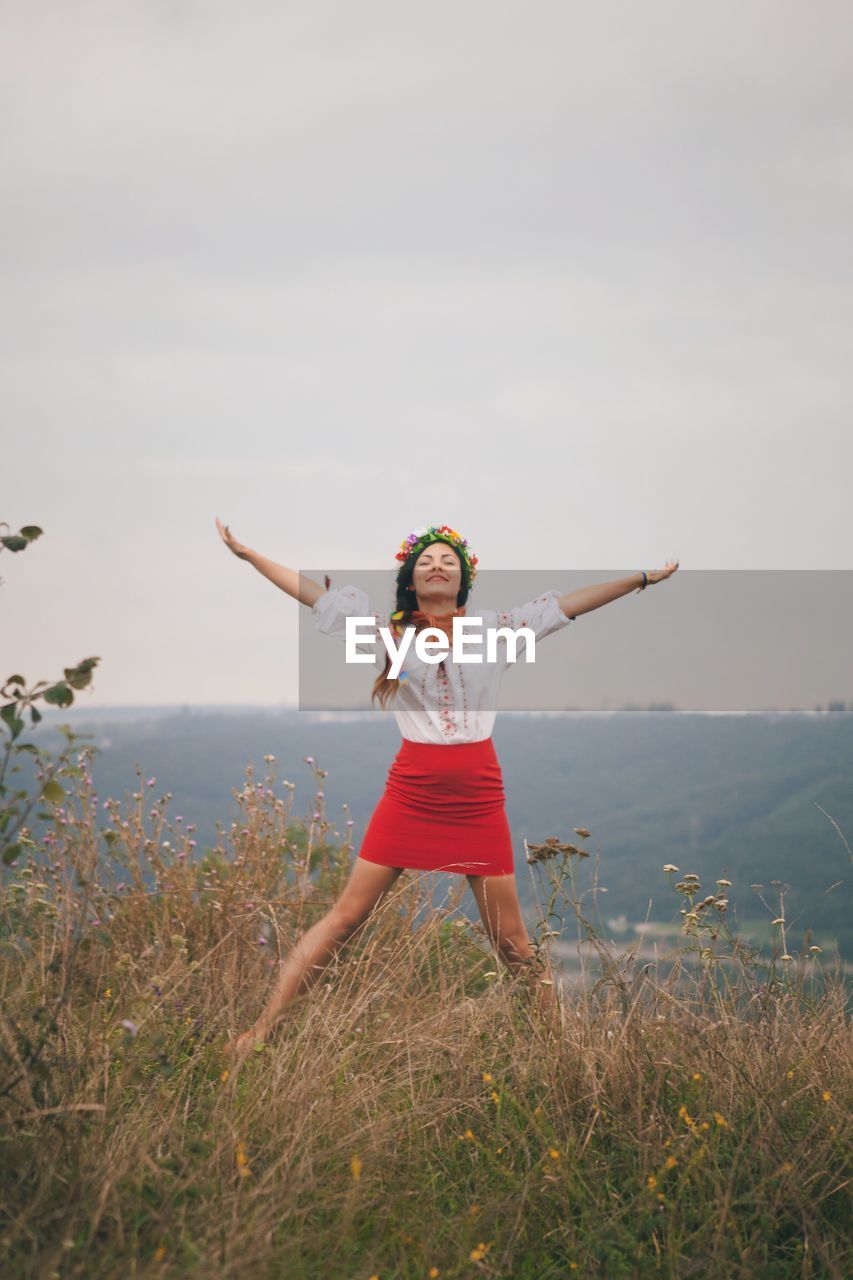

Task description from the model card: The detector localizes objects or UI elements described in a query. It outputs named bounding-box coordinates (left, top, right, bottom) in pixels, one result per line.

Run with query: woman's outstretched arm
left=215, top=517, right=326, bottom=606
left=556, top=561, right=679, bottom=619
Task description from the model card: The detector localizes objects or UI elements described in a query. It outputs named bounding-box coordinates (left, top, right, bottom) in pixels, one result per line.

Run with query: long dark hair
left=370, top=539, right=472, bottom=710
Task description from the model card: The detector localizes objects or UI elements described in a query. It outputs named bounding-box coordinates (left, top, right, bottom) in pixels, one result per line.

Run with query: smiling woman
left=217, top=515, right=678, bottom=1059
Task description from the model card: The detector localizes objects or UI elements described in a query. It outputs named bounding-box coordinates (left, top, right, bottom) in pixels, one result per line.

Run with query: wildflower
left=350, top=1154, right=362, bottom=1180
left=468, top=1204, right=481, bottom=1217
left=716, top=878, right=732, bottom=886
left=809, top=945, right=822, bottom=953
left=677, top=1105, right=695, bottom=1128
left=491, top=1091, right=500, bottom=1104
left=647, top=1175, right=657, bottom=1190
left=822, top=1090, right=832, bottom=1102
left=469, top=1242, right=491, bottom=1262
left=482, top=1071, right=493, bottom=1083
left=682, top=873, right=700, bottom=882
left=304, top=756, right=315, bottom=764
left=103, top=987, right=112, bottom=1000
left=462, top=1129, right=475, bottom=1141
left=780, top=954, right=793, bottom=962
left=713, top=1112, right=728, bottom=1127
left=691, top=1072, right=702, bottom=1081
left=429, top=1270, right=440, bottom=1278
left=574, top=827, right=591, bottom=838
left=664, top=1155, right=677, bottom=1170
left=548, top=1147, right=560, bottom=1160
left=663, top=864, right=679, bottom=873
left=120, top=1020, right=139, bottom=1038
left=146, top=777, right=156, bottom=787
left=235, top=1141, right=251, bottom=1177
left=220, top=1069, right=229, bottom=1083
left=153, top=1246, right=166, bottom=1262
left=700, top=1121, right=710, bottom=1131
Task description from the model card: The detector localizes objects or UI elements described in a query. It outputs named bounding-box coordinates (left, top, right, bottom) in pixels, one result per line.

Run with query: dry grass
left=0, top=748, right=850, bottom=1279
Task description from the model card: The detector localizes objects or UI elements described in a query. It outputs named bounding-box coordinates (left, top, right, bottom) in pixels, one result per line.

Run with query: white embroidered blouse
left=311, top=584, right=574, bottom=744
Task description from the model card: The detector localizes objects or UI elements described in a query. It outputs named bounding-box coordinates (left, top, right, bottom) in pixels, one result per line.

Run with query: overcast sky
left=2, top=1, right=851, bottom=707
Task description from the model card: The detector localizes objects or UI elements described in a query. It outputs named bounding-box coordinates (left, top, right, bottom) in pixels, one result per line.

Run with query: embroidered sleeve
left=490, top=589, right=573, bottom=663
left=311, top=585, right=381, bottom=661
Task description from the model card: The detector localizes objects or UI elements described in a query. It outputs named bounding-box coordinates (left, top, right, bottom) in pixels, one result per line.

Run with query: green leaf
left=0, top=535, right=28, bottom=552
left=30, top=705, right=42, bottom=724
left=19, top=526, right=43, bottom=541
left=41, top=779, right=65, bottom=804
left=43, top=683, right=73, bottom=708
left=2, top=843, right=22, bottom=865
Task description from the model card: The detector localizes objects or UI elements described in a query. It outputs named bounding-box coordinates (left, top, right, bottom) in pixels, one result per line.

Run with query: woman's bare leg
left=466, top=873, right=560, bottom=1019
left=224, top=858, right=404, bottom=1057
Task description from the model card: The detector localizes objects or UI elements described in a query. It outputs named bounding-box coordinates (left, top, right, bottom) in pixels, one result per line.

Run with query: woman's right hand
left=215, top=516, right=251, bottom=561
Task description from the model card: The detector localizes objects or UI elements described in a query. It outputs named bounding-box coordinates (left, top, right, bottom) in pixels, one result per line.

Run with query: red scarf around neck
left=408, top=605, right=467, bottom=645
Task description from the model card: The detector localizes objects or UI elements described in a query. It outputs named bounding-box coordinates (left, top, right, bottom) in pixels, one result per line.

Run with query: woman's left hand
left=646, top=560, right=679, bottom=585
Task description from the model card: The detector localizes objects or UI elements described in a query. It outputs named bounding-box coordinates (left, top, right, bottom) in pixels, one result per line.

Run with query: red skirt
left=357, top=737, right=515, bottom=876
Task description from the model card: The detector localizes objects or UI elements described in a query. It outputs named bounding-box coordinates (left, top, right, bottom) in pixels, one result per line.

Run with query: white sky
left=2, top=1, right=851, bottom=706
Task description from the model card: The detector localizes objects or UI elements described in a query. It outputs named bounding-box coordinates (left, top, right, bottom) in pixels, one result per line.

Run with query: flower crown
left=394, top=524, right=478, bottom=586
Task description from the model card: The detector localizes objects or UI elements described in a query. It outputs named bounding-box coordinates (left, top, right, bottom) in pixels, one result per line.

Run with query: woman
left=218, top=517, right=678, bottom=1059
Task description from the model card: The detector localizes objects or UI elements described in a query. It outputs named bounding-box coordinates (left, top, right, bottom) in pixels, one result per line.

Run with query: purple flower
left=304, top=756, right=315, bottom=764
left=120, top=1020, right=139, bottom=1038
left=147, top=777, right=156, bottom=787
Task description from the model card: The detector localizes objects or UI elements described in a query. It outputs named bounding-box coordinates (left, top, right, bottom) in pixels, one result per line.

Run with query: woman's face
left=411, top=542, right=463, bottom=607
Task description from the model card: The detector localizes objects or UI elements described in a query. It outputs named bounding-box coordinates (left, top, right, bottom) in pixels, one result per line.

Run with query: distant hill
left=18, top=707, right=853, bottom=958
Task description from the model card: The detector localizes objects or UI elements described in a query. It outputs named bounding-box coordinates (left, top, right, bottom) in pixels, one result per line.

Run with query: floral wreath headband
left=394, top=524, right=478, bottom=588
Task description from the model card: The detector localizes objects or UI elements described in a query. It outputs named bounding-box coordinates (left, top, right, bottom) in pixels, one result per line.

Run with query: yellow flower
left=664, top=1155, right=678, bottom=1170
left=548, top=1148, right=560, bottom=1160
left=677, top=1104, right=695, bottom=1128
left=482, top=1072, right=493, bottom=1083
left=103, top=987, right=112, bottom=999
left=647, top=1174, right=657, bottom=1190
left=822, top=1090, right=832, bottom=1102
left=713, top=1112, right=728, bottom=1127
left=350, top=1154, right=362, bottom=1181
left=469, top=1242, right=491, bottom=1261
left=462, top=1128, right=475, bottom=1141
left=533, top=1105, right=542, bottom=1116
left=691, top=1072, right=702, bottom=1081
left=786, top=1070, right=794, bottom=1078
left=220, top=1069, right=229, bottom=1083
left=700, top=1121, right=710, bottom=1131
left=429, top=1269, right=440, bottom=1278
left=490, top=1090, right=500, bottom=1104
left=235, top=1141, right=251, bottom=1177
left=153, top=1246, right=166, bottom=1262
left=468, top=1203, right=481, bottom=1217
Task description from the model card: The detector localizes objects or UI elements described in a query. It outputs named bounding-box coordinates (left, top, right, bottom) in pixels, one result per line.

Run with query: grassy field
left=1, top=750, right=850, bottom=1279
